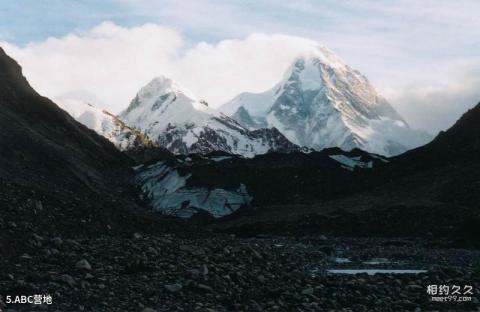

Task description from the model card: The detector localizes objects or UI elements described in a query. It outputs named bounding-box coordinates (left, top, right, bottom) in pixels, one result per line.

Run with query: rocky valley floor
left=1, top=233, right=479, bottom=312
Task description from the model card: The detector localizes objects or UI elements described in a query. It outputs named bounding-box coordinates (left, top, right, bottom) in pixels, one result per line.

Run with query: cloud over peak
left=1, top=25, right=326, bottom=110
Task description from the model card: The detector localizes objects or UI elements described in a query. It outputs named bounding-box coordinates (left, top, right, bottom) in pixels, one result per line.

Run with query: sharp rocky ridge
left=220, top=46, right=431, bottom=156
left=55, top=98, right=156, bottom=152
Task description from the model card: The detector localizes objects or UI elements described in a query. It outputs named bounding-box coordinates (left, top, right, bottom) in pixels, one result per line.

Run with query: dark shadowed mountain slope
left=0, top=48, right=198, bottom=258
left=0, top=47, right=133, bottom=194
left=386, top=102, right=480, bottom=208
left=394, top=103, right=480, bottom=168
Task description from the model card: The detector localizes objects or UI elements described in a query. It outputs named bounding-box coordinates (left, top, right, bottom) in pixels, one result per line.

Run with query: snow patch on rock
left=329, top=155, right=373, bottom=171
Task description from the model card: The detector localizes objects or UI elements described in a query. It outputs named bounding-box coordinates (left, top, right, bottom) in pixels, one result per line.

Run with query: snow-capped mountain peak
left=125, top=76, right=212, bottom=116
left=221, top=46, right=431, bottom=156
left=120, top=76, right=301, bottom=156
left=289, top=45, right=347, bottom=71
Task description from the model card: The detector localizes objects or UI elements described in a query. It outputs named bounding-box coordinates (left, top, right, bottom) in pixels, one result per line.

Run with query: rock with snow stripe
left=55, top=98, right=155, bottom=152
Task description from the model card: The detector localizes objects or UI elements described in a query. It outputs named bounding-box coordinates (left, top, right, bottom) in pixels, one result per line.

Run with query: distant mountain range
left=58, top=46, right=431, bottom=157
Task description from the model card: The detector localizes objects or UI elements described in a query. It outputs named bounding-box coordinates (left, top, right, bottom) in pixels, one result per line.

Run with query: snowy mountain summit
left=56, top=98, right=154, bottom=151
left=120, top=76, right=300, bottom=157
left=221, top=46, right=431, bottom=156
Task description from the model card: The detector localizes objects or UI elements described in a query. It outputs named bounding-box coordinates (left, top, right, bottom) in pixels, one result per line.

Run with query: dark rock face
left=156, top=119, right=302, bottom=156
left=0, top=47, right=133, bottom=194
left=125, top=144, right=174, bottom=164
left=190, top=126, right=234, bottom=155
left=249, top=127, right=302, bottom=153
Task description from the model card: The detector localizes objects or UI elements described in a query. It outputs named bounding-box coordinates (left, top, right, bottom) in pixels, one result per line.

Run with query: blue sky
left=1, top=0, right=479, bottom=133
left=0, top=0, right=138, bottom=44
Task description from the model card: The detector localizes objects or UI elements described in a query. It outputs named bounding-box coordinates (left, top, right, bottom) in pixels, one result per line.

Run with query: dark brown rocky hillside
left=0, top=47, right=132, bottom=194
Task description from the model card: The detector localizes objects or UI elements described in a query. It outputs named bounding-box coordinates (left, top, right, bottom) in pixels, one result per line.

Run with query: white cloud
left=1, top=23, right=322, bottom=110
left=386, top=66, right=480, bottom=134
left=173, top=34, right=319, bottom=105
left=2, top=22, right=183, bottom=109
